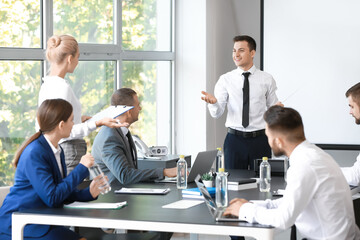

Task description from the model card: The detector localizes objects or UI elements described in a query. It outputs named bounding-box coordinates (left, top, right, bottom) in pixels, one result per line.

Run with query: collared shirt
left=208, top=65, right=278, bottom=132
left=38, top=76, right=97, bottom=142
left=43, top=134, right=64, bottom=178
left=341, top=153, right=360, bottom=186
left=238, top=140, right=360, bottom=240
left=121, top=127, right=129, bottom=138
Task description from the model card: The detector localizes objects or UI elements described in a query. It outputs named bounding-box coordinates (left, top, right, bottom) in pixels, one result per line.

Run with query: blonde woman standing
left=38, top=35, right=127, bottom=174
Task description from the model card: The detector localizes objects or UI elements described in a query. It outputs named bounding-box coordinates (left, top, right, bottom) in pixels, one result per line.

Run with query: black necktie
left=126, top=131, right=137, bottom=168
left=242, top=72, right=250, bottom=128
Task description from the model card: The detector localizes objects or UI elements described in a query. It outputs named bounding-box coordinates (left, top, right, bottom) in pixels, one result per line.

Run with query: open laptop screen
left=194, top=175, right=217, bottom=210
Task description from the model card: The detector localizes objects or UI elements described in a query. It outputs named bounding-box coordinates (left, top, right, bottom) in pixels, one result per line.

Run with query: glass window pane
left=53, top=0, right=114, bottom=44
left=0, top=61, right=42, bottom=186
left=0, top=0, right=41, bottom=48
left=122, top=0, right=171, bottom=51
left=67, top=61, right=116, bottom=147
left=122, top=61, right=171, bottom=147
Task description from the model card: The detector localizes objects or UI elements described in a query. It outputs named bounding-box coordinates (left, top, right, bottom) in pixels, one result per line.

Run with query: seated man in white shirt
left=224, top=105, right=360, bottom=240
left=341, top=82, right=360, bottom=186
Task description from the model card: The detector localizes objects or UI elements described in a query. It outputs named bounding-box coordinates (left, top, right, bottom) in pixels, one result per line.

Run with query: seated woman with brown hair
left=0, top=99, right=105, bottom=240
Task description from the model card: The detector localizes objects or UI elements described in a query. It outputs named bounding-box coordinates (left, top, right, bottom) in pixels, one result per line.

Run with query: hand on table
left=223, top=198, right=249, bottom=217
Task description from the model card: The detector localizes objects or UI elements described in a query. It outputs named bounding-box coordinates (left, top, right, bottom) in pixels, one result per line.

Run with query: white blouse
left=38, top=76, right=96, bottom=142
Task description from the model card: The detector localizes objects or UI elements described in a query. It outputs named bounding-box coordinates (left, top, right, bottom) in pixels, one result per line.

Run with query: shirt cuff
left=87, top=120, right=97, bottom=131
left=208, top=101, right=220, bottom=110
left=250, top=200, right=268, bottom=208
left=207, top=102, right=221, bottom=117
left=239, top=202, right=256, bottom=223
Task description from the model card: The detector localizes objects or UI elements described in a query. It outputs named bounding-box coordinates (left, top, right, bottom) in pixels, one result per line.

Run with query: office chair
left=353, top=198, right=360, bottom=228
left=0, top=186, right=11, bottom=207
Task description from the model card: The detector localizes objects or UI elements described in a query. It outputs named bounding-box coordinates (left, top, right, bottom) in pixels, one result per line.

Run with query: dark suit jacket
left=92, top=127, right=163, bottom=186
left=0, top=134, right=94, bottom=238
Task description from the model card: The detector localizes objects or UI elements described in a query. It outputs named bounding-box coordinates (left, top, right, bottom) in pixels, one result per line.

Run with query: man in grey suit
left=92, top=88, right=177, bottom=186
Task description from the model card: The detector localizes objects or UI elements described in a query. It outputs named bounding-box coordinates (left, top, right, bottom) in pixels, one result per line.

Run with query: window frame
left=0, top=0, right=175, bottom=152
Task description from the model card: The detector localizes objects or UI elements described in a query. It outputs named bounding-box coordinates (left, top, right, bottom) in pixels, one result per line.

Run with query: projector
left=149, top=146, right=168, bottom=157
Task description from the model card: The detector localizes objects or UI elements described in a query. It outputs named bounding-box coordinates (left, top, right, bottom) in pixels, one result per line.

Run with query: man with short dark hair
left=224, top=106, right=360, bottom=239
left=201, top=35, right=281, bottom=170
left=92, top=88, right=177, bottom=186
left=341, top=82, right=360, bottom=185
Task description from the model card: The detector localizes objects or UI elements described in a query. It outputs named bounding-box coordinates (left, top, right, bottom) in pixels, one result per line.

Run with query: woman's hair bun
left=47, top=35, right=61, bottom=49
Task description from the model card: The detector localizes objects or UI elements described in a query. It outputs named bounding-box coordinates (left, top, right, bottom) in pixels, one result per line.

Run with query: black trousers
left=227, top=131, right=271, bottom=240
left=224, top=132, right=271, bottom=170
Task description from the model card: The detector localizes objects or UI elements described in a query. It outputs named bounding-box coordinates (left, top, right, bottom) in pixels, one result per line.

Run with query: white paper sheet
left=87, top=105, right=133, bottom=124
left=115, top=188, right=170, bottom=195
left=64, top=201, right=127, bottom=209
left=162, top=200, right=203, bottom=209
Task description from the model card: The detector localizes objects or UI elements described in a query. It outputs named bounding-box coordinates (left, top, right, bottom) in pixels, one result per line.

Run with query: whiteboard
left=263, top=0, right=360, bottom=145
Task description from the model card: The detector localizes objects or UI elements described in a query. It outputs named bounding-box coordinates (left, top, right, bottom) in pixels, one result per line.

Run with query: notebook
left=194, top=175, right=245, bottom=222
left=157, top=150, right=217, bottom=183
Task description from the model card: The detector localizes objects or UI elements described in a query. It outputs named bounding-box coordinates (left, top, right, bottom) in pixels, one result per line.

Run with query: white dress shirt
left=208, top=65, right=278, bottom=132
left=238, top=140, right=360, bottom=240
left=43, top=134, right=64, bottom=178
left=342, top=153, right=360, bottom=186
left=38, top=76, right=97, bottom=142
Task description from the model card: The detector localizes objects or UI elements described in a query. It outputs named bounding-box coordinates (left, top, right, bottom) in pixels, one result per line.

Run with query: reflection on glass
left=0, top=0, right=41, bottom=48
left=67, top=61, right=115, bottom=148
left=53, top=0, right=114, bottom=44
left=0, top=61, right=42, bottom=186
left=122, top=61, right=171, bottom=147
left=122, top=0, right=171, bottom=51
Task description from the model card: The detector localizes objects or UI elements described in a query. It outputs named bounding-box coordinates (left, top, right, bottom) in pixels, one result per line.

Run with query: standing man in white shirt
left=224, top=106, right=360, bottom=240
left=341, top=82, right=360, bottom=186
left=201, top=35, right=281, bottom=170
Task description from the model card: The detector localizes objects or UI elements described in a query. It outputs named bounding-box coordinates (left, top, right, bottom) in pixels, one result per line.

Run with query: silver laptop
left=194, top=175, right=245, bottom=222
left=157, top=150, right=217, bottom=183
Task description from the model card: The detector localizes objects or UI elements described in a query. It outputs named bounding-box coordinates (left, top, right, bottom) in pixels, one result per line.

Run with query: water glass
left=89, top=164, right=111, bottom=195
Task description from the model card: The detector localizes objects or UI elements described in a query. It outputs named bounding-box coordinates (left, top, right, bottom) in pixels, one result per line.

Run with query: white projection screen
left=263, top=0, right=360, bottom=147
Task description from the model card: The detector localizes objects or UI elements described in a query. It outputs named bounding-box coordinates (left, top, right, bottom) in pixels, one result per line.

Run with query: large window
left=53, top=0, right=114, bottom=44
left=0, top=0, right=41, bottom=48
left=0, top=0, right=174, bottom=186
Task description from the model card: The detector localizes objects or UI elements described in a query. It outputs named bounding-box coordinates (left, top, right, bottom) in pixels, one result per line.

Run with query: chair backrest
left=0, top=186, right=11, bottom=207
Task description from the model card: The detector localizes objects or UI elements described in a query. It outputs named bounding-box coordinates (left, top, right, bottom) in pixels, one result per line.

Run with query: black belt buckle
left=228, top=128, right=264, bottom=138
left=243, top=132, right=253, bottom=138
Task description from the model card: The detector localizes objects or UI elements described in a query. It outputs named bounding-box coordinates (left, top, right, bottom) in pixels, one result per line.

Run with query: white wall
left=175, top=0, right=261, bottom=158
left=174, top=0, right=207, bottom=158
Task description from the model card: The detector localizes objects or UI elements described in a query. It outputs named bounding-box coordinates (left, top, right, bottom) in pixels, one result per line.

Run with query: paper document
left=64, top=201, right=127, bottom=209
left=87, top=105, right=134, bottom=124
left=162, top=200, right=203, bottom=209
left=115, top=188, right=171, bottom=195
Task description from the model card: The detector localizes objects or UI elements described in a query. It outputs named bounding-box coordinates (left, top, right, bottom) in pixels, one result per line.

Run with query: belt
left=227, top=128, right=265, bottom=138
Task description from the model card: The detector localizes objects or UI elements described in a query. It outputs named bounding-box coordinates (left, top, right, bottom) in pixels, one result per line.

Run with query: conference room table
left=12, top=170, right=287, bottom=240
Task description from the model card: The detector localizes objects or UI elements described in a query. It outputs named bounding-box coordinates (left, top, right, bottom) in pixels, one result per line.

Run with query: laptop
left=194, top=175, right=245, bottom=222
left=157, top=150, right=217, bottom=183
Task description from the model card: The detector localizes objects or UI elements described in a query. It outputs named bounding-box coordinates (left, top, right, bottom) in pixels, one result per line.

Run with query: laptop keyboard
left=164, top=176, right=177, bottom=181
left=223, top=214, right=238, bottom=219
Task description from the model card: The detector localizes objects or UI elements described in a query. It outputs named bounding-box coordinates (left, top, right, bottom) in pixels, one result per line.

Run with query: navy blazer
left=92, top=127, right=163, bottom=186
left=0, top=134, right=94, bottom=238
